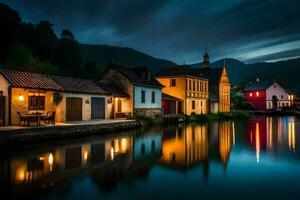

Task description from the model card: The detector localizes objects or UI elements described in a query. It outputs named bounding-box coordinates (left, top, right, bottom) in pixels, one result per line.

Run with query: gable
left=220, top=67, right=229, bottom=83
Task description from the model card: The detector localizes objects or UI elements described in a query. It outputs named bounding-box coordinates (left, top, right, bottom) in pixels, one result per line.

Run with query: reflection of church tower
left=218, top=121, right=231, bottom=167
left=202, top=49, right=210, bottom=69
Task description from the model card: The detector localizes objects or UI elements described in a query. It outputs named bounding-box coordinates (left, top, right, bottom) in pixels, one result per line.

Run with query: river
left=1, top=116, right=300, bottom=199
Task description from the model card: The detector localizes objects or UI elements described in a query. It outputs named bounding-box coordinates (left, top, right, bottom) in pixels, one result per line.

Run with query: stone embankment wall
left=0, top=120, right=140, bottom=144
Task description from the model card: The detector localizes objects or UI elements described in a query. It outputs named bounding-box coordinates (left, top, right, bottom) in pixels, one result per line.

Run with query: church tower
left=202, top=49, right=210, bottom=69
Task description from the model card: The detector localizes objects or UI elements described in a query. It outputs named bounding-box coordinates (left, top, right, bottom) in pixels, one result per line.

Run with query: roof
left=193, top=68, right=224, bottom=85
left=0, top=69, right=63, bottom=91
left=99, top=83, right=129, bottom=97
left=109, top=64, right=163, bottom=88
left=244, top=80, right=275, bottom=91
left=155, top=65, right=208, bottom=79
left=0, top=69, right=109, bottom=95
left=162, top=93, right=181, bottom=101
left=50, top=76, right=108, bottom=95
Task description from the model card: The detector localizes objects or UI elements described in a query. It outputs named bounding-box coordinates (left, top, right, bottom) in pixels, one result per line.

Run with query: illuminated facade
left=160, top=124, right=209, bottom=168
left=244, top=80, right=293, bottom=110
left=197, top=52, right=231, bottom=113
left=155, top=67, right=209, bottom=115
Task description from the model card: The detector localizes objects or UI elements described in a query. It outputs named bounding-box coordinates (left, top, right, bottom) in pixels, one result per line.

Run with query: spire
left=223, top=59, right=227, bottom=68
left=202, top=48, right=210, bottom=69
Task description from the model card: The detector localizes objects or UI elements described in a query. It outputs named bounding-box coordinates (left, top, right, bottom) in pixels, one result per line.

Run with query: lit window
left=256, top=91, right=259, bottom=97
left=250, top=93, right=253, bottom=97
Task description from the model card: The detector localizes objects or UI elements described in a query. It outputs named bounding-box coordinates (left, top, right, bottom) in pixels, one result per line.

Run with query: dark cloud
left=2, top=0, right=300, bottom=64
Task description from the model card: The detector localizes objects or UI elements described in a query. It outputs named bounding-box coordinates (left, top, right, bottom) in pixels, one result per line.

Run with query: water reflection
left=1, top=116, right=300, bottom=199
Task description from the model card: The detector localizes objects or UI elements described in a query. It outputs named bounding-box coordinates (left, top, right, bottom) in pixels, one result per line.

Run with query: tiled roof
left=110, top=64, right=164, bottom=88
left=155, top=65, right=208, bottom=79
left=0, top=69, right=109, bottom=95
left=0, top=69, right=63, bottom=91
left=50, top=76, right=108, bottom=95
left=193, top=68, right=224, bottom=86
left=99, top=83, right=129, bottom=97
left=244, top=80, right=275, bottom=91
left=162, top=93, right=181, bottom=101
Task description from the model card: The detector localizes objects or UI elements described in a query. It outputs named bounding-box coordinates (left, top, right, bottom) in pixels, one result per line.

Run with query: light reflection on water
left=1, top=116, right=300, bottom=199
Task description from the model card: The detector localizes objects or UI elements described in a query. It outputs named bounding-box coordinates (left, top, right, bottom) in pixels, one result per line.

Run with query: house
left=0, top=69, right=126, bottom=125
left=243, top=80, right=294, bottom=110
left=99, top=64, right=163, bottom=118
left=155, top=65, right=209, bottom=115
left=193, top=51, right=231, bottom=113
left=162, top=93, right=181, bottom=115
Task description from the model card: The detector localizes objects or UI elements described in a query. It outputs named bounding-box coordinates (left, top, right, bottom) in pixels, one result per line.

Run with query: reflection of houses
left=243, top=80, right=294, bottom=111
left=0, top=131, right=165, bottom=198
left=100, top=64, right=163, bottom=118
left=134, top=134, right=162, bottom=160
left=160, top=124, right=209, bottom=170
left=245, top=116, right=297, bottom=162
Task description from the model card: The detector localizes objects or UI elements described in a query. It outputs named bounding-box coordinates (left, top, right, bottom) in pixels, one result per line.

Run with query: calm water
left=1, top=116, right=300, bottom=200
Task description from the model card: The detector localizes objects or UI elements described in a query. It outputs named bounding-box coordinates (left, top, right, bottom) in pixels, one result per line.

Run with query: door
left=91, top=97, right=105, bottom=119
left=170, top=102, right=176, bottom=114
left=177, top=101, right=182, bottom=114
left=66, top=97, right=82, bottom=121
left=0, top=96, right=5, bottom=126
left=117, top=99, right=122, bottom=113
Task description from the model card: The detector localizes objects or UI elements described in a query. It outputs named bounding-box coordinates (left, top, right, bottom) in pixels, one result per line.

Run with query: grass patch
left=188, top=110, right=254, bottom=122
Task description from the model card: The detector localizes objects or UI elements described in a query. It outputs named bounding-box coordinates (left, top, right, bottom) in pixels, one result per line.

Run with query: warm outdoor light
left=18, top=94, right=24, bottom=102
left=249, top=93, right=253, bottom=97
left=48, top=153, right=54, bottom=171
left=256, top=91, right=259, bottom=97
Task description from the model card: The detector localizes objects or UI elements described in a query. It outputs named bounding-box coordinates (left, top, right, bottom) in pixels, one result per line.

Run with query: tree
left=0, top=3, right=21, bottom=62
left=54, top=30, right=82, bottom=77
left=4, top=44, right=58, bottom=74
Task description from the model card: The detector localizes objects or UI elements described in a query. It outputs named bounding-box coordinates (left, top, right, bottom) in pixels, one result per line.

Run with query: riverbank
left=188, top=110, right=254, bottom=123
left=0, top=120, right=140, bottom=144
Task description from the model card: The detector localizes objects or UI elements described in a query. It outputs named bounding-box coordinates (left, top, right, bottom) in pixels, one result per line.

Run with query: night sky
left=2, top=0, right=300, bottom=64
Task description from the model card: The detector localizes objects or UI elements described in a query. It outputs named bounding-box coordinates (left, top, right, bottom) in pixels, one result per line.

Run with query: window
left=151, top=91, right=155, bottom=103
left=193, top=80, right=196, bottom=91
left=256, top=91, right=259, bottom=97
left=281, top=95, right=283, bottom=99
left=249, top=93, right=253, bottom=97
left=28, top=96, right=45, bottom=110
left=204, top=83, right=207, bottom=92
left=141, top=90, right=145, bottom=103
left=189, top=80, right=192, bottom=90
left=192, top=100, right=195, bottom=109
left=170, top=79, right=176, bottom=87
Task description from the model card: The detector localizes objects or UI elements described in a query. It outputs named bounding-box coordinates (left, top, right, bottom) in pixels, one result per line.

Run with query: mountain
left=189, top=58, right=300, bottom=95
left=80, top=44, right=177, bottom=73
left=190, top=58, right=248, bottom=84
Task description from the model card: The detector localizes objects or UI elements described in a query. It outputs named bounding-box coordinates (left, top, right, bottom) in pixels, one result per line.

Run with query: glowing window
left=256, top=91, right=259, bottom=97
left=249, top=93, right=253, bottom=97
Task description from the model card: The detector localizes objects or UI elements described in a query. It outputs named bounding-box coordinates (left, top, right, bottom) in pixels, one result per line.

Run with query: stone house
left=0, top=69, right=126, bottom=125
left=99, top=64, right=163, bottom=118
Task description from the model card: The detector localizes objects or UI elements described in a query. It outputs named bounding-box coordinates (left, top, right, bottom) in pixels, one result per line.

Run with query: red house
left=243, top=80, right=293, bottom=111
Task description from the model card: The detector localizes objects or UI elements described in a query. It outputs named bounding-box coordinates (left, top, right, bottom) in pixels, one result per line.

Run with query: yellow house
left=155, top=65, right=209, bottom=115
left=0, top=69, right=129, bottom=126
